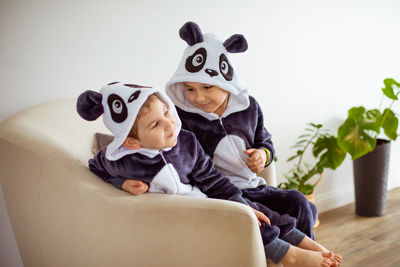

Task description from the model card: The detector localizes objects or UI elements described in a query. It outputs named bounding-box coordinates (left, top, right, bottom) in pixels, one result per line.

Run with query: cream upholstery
left=0, top=99, right=281, bottom=267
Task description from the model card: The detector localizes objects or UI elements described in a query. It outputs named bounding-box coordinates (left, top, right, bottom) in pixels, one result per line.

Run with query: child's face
left=136, top=98, right=178, bottom=150
left=184, top=82, right=229, bottom=116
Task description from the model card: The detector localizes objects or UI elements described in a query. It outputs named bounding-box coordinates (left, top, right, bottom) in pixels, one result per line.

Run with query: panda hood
left=77, top=82, right=182, bottom=161
left=166, top=22, right=250, bottom=120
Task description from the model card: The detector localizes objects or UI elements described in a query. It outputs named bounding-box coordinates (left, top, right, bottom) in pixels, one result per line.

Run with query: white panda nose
left=205, top=68, right=218, bottom=77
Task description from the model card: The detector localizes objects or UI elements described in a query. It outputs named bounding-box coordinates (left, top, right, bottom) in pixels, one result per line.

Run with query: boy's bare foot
left=331, top=253, right=343, bottom=266
left=280, top=245, right=332, bottom=267
left=297, top=236, right=343, bottom=266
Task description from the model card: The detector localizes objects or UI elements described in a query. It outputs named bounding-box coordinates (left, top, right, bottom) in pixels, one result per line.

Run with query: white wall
left=1, top=0, right=400, bottom=265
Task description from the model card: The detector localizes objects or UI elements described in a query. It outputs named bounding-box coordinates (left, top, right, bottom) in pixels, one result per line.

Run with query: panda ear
left=223, top=34, right=248, bottom=53
left=179, top=21, right=203, bottom=46
left=76, top=90, right=104, bottom=121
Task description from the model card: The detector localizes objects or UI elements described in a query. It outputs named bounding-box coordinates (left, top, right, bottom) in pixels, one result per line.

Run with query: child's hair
left=128, top=93, right=160, bottom=139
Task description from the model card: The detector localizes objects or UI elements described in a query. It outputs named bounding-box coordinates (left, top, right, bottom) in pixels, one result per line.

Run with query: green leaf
left=298, top=184, right=315, bottom=195
left=295, top=139, right=308, bottom=145
left=303, top=162, right=311, bottom=171
left=313, top=135, right=346, bottom=169
left=337, top=117, right=376, bottom=159
left=382, top=78, right=400, bottom=100
left=287, top=154, right=299, bottom=162
left=287, top=176, right=299, bottom=185
left=347, top=106, right=366, bottom=123
left=381, top=108, right=399, bottom=140
left=305, top=128, right=316, bottom=132
left=365, top=109, right=381, bottom=120
left=309, top=123, right=323, bottom=129
left=298, top=134, right=312, bottom=138
left=290, top=144, right=305, bottom=149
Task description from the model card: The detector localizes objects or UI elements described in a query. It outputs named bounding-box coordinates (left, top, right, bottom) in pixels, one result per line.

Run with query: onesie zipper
left=159, top=151, right=181, bottom=193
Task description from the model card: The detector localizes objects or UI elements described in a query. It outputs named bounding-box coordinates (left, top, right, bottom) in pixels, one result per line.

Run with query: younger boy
left=165, top=21, right=319, bottom=240
left=77, top=82, right=339, bottom=266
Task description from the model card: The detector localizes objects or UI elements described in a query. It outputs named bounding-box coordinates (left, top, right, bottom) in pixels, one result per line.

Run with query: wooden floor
left=315, top=187, right=400, bottom=267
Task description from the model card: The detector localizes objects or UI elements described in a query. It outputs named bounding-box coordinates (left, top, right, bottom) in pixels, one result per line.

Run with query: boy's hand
left=244, top=148, right=267, bottom=173
left=121, top=180, right=149, bottom=195
left=250, top=207, right=271, bottom=226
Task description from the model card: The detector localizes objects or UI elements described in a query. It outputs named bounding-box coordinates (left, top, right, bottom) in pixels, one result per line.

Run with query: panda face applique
left=184, top=45, right=234, bottom=82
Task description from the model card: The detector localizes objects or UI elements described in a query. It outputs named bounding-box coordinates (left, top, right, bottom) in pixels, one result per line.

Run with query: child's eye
left=152, top=122, right=159, bottom=129
left=186, top=88, right=194, bottom=92
left=204, top=85, right=213, bottom=89
left=164, top=110, right=169, bottom=116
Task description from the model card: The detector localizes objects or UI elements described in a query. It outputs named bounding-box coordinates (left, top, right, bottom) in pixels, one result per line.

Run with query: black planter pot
left=353, top=139, right=391, bottom=217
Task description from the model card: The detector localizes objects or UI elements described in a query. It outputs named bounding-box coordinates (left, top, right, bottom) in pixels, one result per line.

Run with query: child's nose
left=164, top=118, right=174, bottom=131
left=195, top=92, right=206, bottom=102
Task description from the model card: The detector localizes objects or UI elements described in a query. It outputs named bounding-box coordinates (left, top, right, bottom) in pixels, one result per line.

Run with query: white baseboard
left=315, top=182, right=400, bottom=213
left=314, top=185, right=355, bottom=213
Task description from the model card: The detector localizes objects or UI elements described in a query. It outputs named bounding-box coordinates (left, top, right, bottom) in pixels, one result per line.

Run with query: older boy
left=165, top=21, right=319, bottom=240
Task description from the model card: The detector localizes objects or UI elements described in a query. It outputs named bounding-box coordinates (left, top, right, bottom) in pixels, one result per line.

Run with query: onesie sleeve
left=88, top=149, right=126, bottom=189
left=188, top=133, right=248, bottom=205
left=252, top=97, right=275, bottom=167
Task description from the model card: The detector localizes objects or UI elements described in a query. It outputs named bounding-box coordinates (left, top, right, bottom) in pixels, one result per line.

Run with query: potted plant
left=279, top=78, right=399, bottom=217
left=336, top=78, right=400, bottom=216
left=278, top=123, right=345, bottom=196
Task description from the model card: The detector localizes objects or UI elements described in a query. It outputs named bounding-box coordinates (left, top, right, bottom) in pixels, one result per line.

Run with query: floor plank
left=316, top=187, right=400, bottom=267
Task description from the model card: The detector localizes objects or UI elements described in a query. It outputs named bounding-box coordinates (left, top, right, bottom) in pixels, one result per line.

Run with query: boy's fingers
left=244, top=149, right=256, bottom=155
left=259, top=213, right=271, bottom=225
left=252, top=208, right=271, bottom=226
left=247, top=154, right=259, bottom=161
left=247, top=158, right=263, bottom=166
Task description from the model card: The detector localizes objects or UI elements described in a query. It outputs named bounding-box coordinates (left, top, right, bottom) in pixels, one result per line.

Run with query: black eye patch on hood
left=219, top=53, right=233, bottom=81
left=185, top=47, right=207, bottom=73
left=107, top=94, right=128, bottom=123
left=128, top=91, right=141, bottom=103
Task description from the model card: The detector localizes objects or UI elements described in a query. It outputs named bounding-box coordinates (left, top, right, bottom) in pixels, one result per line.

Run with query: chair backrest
left=0, top=99, right=108, bottom=165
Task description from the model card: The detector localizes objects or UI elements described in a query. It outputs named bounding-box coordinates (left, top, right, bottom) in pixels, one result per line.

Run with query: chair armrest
left=259, top=161, right=278, bottom=187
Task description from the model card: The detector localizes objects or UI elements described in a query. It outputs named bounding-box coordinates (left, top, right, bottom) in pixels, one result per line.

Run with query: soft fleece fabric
left=166, top=22, right=273, bottom=189
left=89, top=128, right=305, bottom=264
left=77, top=82, right=305, bottom=264
left=166, top=22, right=318, bottom=240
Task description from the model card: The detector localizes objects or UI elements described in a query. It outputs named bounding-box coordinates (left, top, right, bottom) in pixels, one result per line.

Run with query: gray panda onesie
left=77, top=82, right=307, bottom=264
left=166, top=22, right=318, bottom=240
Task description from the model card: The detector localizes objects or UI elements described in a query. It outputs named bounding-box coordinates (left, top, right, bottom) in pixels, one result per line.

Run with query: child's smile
left=184, top=82, right=229, bottom=117
left=136, top=99, right=178, bottom=150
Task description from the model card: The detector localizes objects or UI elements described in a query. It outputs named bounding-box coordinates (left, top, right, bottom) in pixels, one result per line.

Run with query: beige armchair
left=0, top=99, right=281, bottom=267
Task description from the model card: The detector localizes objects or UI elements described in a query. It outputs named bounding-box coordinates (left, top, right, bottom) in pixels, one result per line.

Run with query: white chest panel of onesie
left=213, top=135, right=265, bottom=189
left=149, top=164, right=206, bottom=198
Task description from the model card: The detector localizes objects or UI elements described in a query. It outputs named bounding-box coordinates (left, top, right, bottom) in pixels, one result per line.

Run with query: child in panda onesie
left=77, top=82, right=340, bottom=266
left=166, top=22, right=318, bottom=240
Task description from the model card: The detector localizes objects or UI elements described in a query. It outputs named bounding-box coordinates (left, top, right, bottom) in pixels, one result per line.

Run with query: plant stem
left=296, top=128, right=320, bottom=174
left=379, top=93, right=384, bottom=112
left=299, top=165, right=318, bottom=187
left=389, top=99, right=396, bottom=110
